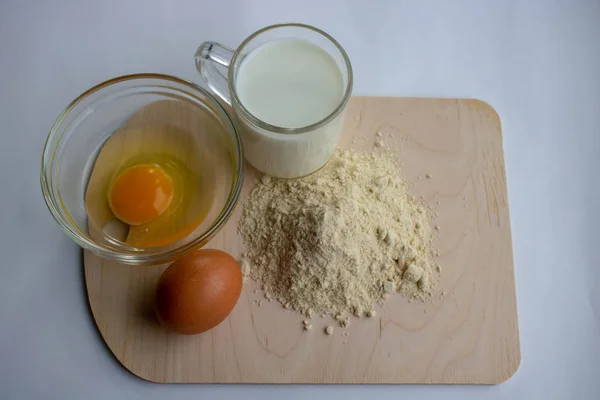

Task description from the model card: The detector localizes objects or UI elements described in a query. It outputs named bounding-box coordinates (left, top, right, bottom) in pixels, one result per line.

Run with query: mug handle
left=195, top=42, right=235, bottom=106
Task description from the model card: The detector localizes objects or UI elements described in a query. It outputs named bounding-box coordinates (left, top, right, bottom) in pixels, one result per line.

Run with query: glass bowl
left=41, top=74, right=244, bottom=265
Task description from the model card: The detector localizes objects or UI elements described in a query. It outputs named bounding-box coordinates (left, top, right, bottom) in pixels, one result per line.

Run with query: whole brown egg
left=155, top=249, right=242, bottom=334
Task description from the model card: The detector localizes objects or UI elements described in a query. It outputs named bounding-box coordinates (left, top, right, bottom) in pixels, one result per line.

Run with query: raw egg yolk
left=108, top=164, right=174, bottom=226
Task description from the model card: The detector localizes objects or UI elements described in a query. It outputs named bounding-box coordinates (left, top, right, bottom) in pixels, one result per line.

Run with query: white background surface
left=1, top=0, right=599, bottom=399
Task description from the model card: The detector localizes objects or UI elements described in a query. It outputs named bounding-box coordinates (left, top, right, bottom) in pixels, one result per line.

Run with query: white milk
left=236, top=38, right=344, bottom=128
left=233, top=38, right=346, bottom=178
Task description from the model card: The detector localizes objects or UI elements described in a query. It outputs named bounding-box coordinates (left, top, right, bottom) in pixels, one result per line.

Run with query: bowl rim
left=40, top=73, right=244, bottom=265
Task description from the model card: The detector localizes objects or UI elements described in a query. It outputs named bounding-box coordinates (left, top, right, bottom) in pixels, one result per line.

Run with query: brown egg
left=155, top=249, right=242, bottom=335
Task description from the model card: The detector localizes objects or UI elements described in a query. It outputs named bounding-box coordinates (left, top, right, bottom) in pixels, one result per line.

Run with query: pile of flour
left=239, top=149, right=435, bottom=317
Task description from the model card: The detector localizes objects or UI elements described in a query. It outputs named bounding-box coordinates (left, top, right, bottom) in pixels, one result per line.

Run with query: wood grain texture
left=84, top=96, right=520, bottom=384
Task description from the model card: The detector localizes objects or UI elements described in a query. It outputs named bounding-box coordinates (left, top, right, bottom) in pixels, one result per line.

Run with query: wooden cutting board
left=84, top=96, right=520, bottom=384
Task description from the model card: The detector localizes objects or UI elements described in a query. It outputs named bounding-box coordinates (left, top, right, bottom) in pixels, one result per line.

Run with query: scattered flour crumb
left=240, top=260, right=251, bottom=281
left=403, top=263, right=424, bottom=283
left=383, top=281, right=395, bottom=293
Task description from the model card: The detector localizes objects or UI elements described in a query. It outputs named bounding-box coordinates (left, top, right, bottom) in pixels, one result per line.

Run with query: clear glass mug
left=195, top=23, right=353, bottom=178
